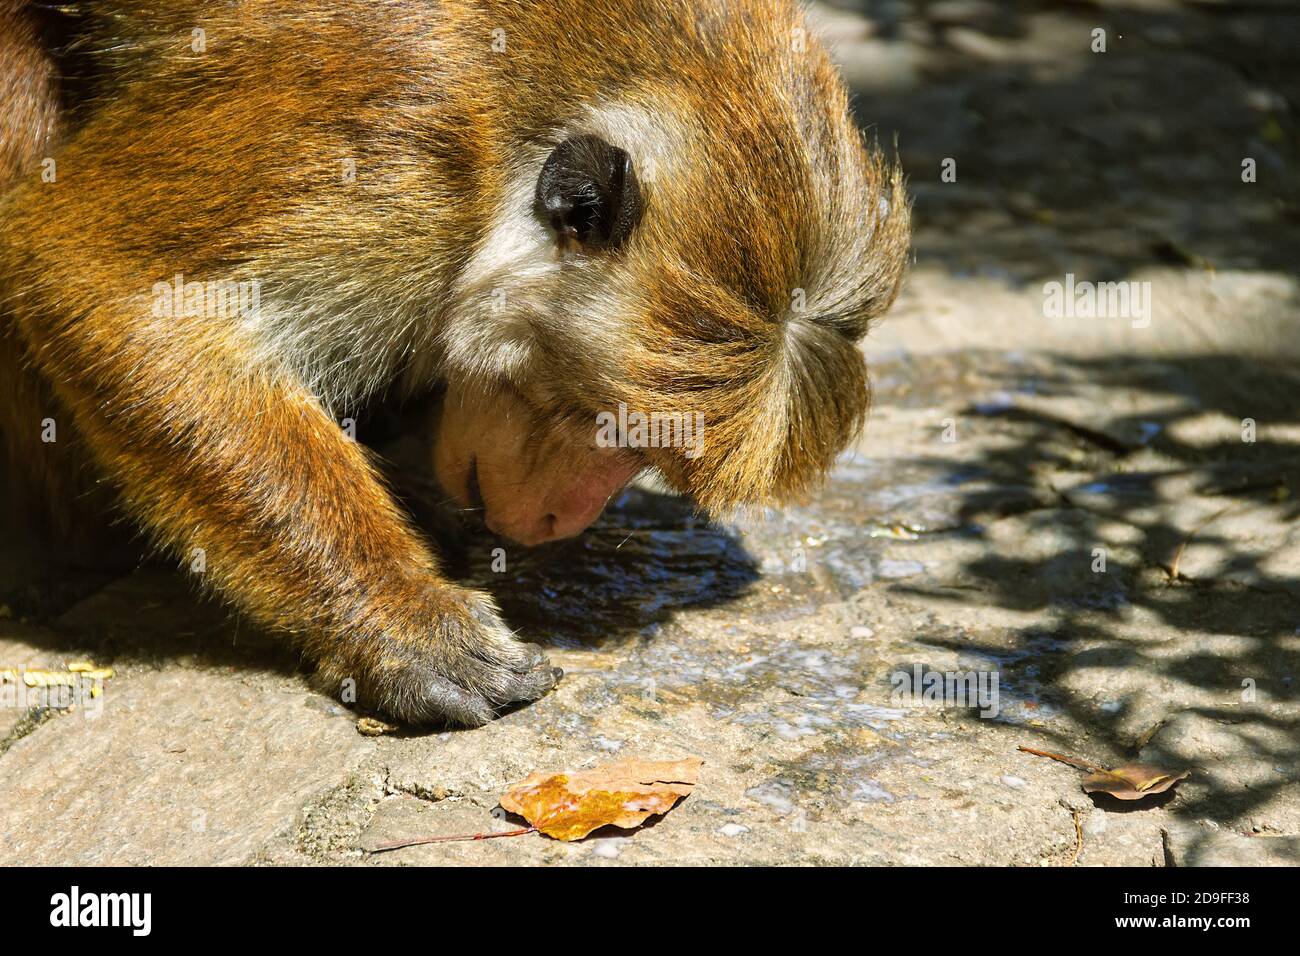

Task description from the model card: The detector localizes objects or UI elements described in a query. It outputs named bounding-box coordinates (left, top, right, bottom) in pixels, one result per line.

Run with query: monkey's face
left=436, top=40, right=910, bottom=545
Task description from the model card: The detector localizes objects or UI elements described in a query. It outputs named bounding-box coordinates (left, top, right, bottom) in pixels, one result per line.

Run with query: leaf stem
left=369, top=826, right=537, bottom=853
left=1017, top=745, right=1107, bottom=775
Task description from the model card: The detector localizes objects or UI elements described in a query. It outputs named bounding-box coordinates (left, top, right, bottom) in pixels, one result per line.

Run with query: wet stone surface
left=2, top=1, right=1298, bottom=865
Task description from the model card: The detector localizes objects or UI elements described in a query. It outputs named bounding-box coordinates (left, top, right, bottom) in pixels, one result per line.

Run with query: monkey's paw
left=332, top=587, right=562, bottom=728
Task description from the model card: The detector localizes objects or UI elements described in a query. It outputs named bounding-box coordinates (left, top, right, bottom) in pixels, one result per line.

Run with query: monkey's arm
left=1, top=223, right=557, bottom=729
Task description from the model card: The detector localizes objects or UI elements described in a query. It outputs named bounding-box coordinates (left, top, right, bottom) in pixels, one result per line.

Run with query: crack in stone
left=0, top=707, right=64, bottom=759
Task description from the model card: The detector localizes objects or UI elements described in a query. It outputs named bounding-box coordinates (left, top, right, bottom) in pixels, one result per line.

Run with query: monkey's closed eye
left=535, top=134, right=643, bottom=251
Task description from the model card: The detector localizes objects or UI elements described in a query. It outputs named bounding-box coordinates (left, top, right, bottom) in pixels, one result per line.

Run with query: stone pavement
left=1, top=1, right=1297, bottom=865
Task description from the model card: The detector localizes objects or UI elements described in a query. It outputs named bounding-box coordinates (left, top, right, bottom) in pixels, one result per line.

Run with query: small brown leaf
left=500, top=757, right=703, bottom=841
left=1019, top=745, right=1191, bottom=803
left=1081, top=764, right=1191, bottom=801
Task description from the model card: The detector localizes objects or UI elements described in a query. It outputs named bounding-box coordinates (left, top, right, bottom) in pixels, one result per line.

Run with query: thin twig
left=1017, top=745, right=1107, bottom=775
left=1067, top=809, right=1083, bottom=867
left=369, top=826, right=536, bottom=853
left=1168, top=504, right=1246, bottom=580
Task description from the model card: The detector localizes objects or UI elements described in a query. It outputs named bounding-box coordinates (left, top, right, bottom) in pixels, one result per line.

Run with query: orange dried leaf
left=500, top=757, right=703, bottom=841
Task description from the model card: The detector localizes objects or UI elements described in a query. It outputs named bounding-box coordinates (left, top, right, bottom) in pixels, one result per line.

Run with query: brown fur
left=0, top=0, right=910, bottom=725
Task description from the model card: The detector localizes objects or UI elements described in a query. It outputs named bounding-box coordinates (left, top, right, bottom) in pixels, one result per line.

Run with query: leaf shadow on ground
left=823, top=0, right=1300, bottom=860
left=834, top=0, right=1300, bottom=284
left=888, top=352, right=1300, bottom=858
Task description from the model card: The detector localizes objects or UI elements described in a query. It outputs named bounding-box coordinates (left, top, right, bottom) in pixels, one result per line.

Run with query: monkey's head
left=433, top=2, right=910, bottom=547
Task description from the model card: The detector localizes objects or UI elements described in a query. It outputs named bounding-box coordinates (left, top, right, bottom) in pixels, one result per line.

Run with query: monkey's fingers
left=387, top=652, right=561, bottom=728
left=377, top=591, right=563, bottom=727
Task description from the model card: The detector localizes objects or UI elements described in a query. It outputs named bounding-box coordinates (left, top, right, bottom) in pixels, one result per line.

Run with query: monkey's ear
left=535, top=135, right=643, bottom=251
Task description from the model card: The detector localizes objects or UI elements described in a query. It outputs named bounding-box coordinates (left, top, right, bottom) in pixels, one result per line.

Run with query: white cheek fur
left=440, top=162, right=558, bottom=385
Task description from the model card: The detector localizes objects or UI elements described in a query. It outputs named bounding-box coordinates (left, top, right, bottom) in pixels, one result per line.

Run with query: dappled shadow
left=878, top=349, right=1299, bottom=856
left=811, top=0, right=1300, bottom=859
left=825, top=0, right=1300, bottom=283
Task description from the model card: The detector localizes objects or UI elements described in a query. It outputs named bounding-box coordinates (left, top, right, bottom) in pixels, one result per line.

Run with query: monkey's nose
left=542, top=465, right=642, bottom=542
left=487, top=495, right=606, bottom=547
left=485, top=456, right=640, bottom=547
left=483, top=510, right=565, bottom=548
left=543, top=498, right=605, bottom=543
